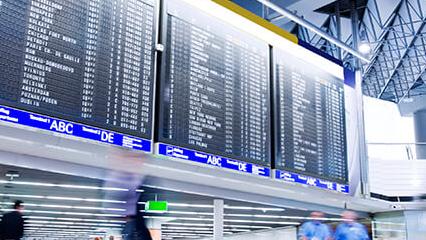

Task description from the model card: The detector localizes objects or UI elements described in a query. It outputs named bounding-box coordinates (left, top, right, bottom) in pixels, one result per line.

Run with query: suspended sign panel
left=157, top=0, right=271, bottom=166
left=274, top=48, right=348, bottom=184
left=0, top=0, right=157, bottom=143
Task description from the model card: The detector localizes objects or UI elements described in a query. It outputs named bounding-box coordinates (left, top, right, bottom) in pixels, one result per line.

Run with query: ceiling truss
left=240, top=0, right=426, bottom=102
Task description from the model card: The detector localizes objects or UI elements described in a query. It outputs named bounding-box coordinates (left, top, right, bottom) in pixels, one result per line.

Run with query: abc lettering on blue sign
left=50, top=120, right=73, bottom=134
left=0, top=105, right=151, bottom=152
left=207, top=155, right=222, bottom=167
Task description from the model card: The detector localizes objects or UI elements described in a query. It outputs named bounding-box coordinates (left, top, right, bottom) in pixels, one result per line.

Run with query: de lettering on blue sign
left=275, top=170, right=349, bottom=194
left=158, top=143, right=270, bottom=177
left=0, top=105, right=151, bottom=152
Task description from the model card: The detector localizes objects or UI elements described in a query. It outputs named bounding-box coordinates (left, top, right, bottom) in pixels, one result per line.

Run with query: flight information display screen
left=0, top=0, right=157, bottom=139
left=158, top=0, right=271, bottom=166
left=274, top=49, right=348, bottom=183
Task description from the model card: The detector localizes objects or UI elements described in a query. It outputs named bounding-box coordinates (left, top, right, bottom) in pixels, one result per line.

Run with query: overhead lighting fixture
left=0, top=180, right=128, bottom=191
left=24, top=223, right=122, bottom=230
left=225, top=213, right=342, bottom=221
left=358, top=42, right=371, bottom=55
left=162, top=226, right=253, bottom=232
left=161, top=229, right=233, bottom=234
left=25, top=228, right=105, bottom=233
left=0, top=202, right=125, bottom=212
left=162, top=226, right=212, bottom=231
left=143, top=208, right=344, bottom=222
left=225, top=206, right=285, bottom=212
left=26, top=220, right=122, bottom=227
left=225, top=219, right=299, bottom=225
left=144, top=210, right=313, bottom=222
left=140, top=202, right=285, bottom=211
left=144, top=216, right=299, bottom=225
left=167, top=203, right=213, bottom=209
left=163, top=222, right=271, bottom=229
left=0, top=193, right=125, bottom=203
left=26, top=216, right=126, bottom=223
left=1, top=208, right=124, bottom=217
left=141, top=210, right=213, bottom=216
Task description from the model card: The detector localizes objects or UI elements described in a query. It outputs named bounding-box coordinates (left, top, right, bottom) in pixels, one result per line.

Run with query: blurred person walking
left=122, top=213, right=152, bottom=240
left=0, top=200, right=24, bottom=240
left=334, top=211, right=370, bottom=240
left=298, top=211, right=332, bottom=240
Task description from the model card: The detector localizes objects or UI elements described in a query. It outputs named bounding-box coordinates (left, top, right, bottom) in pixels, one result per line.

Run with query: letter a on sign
left=207, top=156, right=221, bottom=166
left=50, top=120, right=73, bottom=134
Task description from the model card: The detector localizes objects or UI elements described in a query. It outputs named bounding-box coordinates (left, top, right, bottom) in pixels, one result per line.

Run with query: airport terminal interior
left=0, top=0, right=426, bottom=239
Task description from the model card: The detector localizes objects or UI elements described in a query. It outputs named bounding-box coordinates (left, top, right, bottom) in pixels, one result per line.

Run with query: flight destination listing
left=158, top=0, right=271, bottom=166
left=275, top=49, right=348, bottom=183
left=0, top=0, right=156, bottom=139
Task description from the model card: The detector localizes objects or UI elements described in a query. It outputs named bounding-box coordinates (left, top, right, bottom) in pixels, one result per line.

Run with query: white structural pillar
left=214, top=199, right=224, bottom=240
left=413, top=110, right=426, bottom=159
left=404, top=211, right=426, bottom=240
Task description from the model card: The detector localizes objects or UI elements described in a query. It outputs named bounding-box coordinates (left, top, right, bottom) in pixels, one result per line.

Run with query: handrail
left=367, top=142, right=426, bottom=161
left=368, top=142, right=426, bottom=145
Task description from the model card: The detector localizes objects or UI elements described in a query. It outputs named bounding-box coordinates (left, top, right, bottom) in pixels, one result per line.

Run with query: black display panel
left=274, top=49, right=348, bottom=183
left=0, top=0, right=157, bottom=139
left=158, top=0, right=271, bottom=166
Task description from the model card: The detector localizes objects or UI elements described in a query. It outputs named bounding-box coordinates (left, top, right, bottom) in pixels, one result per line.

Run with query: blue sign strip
left=158, top=143, right=271, bottom=177
left=0, top=105, right=152, bottom=152
left=275, top=170, right=349, bottom=194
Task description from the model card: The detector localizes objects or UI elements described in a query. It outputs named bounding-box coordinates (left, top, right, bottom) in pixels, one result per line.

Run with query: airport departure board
left=275, top=49, right=348, bottom=183
left=158, top=0, right=271, bottom=165
left=0, top=0, right=156, bottom=139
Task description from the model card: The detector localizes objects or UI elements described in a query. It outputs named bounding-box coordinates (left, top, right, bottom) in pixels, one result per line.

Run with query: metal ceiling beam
left=362, top=1, right=404, bottom=74
left=398, top=53, right=426, bottom=102
left=254, top=0, right=371, bottom=63
left=377, top=20, right=426, bottom=99
left=361, top=0, right=426, bottom=101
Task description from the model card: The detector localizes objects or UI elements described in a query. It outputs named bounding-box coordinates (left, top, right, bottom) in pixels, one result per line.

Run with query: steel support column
left=351, top=0, right=360, bottom=69
left=214, top=199, right=224, bottom=240
left=335, top=2, right=342, bottom=59
left=414, top=110, right=426, bottom=159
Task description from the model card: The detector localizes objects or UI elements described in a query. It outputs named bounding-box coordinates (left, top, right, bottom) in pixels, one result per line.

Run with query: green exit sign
left=145, top=201, right=168, bottom=212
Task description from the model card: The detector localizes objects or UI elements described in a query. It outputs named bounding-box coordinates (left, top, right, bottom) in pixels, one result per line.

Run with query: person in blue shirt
left=334, top=211, right=370, bottom=240
left=298, top=211, right=332, bottom=240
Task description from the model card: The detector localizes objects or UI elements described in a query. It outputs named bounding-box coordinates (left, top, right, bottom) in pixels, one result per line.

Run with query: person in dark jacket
left=0, top=200, right=25, bottom=240
left=122, top=203, right=152, bottom=240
